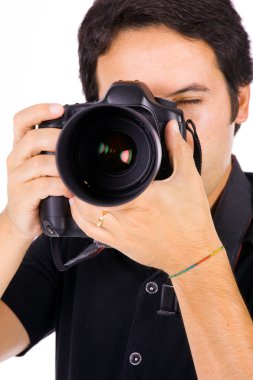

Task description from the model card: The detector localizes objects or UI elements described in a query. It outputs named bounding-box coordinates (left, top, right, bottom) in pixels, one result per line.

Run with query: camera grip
left=38, top=115, right=86, bottom=238
left=40, top=196, right=86, bottom=238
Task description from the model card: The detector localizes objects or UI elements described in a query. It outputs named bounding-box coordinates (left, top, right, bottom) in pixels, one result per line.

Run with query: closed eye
left=176, top=99, right=201, bottom=105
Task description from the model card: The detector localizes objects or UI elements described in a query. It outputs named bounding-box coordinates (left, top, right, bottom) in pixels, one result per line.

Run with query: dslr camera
left=39, top=81, right=201, bottom=238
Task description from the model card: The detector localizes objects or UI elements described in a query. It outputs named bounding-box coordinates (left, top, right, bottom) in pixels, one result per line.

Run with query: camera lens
left=74, top=116, right=140, bottom=187
left=56, top=105, right=161, bottom=206
left=97, top=131, right=137, bottom=173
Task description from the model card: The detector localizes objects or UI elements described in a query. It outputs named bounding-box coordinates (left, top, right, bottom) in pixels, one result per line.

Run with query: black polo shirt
left=2, top=157, right=253, bottom=380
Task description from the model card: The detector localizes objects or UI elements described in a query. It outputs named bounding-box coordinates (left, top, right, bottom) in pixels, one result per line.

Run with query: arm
left=170, top=248, right=253, bottom=380
left=0, top=211, right=32, bottom=360
left=0, top=103, right=72, bottom=360
left=0, top=210, right=33, bottom=298
left=0, top=300, right=30, bottom=361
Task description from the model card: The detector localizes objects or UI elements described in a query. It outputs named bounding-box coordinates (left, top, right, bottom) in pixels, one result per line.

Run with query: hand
left=4, top=104, right=73, bottom=241
left=69, top=120, right=221, bottom=272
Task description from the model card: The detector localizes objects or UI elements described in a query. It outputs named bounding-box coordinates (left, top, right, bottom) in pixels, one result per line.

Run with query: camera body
left=39, top=81, right=188, bottom=238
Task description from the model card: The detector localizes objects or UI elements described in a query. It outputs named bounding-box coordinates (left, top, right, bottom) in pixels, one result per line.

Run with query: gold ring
left=96, top=210, right=108, bottom=228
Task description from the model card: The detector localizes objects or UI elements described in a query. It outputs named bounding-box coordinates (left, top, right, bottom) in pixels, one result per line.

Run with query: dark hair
left=78, top=0, right=253, bottom=133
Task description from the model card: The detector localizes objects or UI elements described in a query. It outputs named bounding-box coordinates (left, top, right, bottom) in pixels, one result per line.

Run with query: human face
left=96, top=25, right=242, bottom=204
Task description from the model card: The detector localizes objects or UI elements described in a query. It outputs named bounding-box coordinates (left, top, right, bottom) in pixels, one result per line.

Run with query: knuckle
left=12, top=105, right=49, bottom=141
left=85, top=224, right=96, bottom=238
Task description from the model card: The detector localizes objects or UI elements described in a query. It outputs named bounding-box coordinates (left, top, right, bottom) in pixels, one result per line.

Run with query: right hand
left=4, top=104, right=74, bottom=241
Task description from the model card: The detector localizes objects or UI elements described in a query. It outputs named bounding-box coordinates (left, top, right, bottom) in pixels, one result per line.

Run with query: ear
left=235, top=85, right=251, bottom=124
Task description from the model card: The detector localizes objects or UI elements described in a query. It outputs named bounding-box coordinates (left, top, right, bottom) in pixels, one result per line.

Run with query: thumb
left=164, top=120, right=194, bottom=177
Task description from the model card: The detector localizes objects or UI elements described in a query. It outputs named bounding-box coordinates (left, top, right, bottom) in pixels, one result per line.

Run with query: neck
left=208, top=162, right=232, bottom=209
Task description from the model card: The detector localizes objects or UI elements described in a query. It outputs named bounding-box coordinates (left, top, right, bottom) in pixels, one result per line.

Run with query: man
left=0, top=0, right=253, bottom=379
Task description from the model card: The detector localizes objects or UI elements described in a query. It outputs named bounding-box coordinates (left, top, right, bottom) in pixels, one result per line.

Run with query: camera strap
left=186, top=119, right=202, bottom=174
left=50, top=237, right=107, bottom=271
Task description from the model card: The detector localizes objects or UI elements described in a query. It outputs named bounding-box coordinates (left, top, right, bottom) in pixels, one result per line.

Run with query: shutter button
left=145, top=281, right=158, bottom=294
left=129, top=352, right=142, bottom=366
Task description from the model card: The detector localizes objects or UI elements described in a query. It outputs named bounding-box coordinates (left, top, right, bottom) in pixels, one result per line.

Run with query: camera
left=39, top=81, right=201, bottom=238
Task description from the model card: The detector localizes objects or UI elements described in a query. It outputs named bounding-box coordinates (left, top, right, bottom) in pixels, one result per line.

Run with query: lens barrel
left=56, top=104, right=161, bottom=206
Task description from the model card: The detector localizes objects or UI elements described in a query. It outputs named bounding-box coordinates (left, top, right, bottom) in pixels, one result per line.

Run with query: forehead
left=97, top=25, right=222, bottom=96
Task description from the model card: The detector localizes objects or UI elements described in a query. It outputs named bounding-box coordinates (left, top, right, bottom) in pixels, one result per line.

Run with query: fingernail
left=49, top=104, right=63, bottom=115
left=69, top=197, right=74, bottom=206
left=171, top=120, right=180, bottom=134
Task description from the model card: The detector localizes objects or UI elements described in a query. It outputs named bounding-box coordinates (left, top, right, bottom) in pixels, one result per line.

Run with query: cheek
left=197, top=99, right=234, bottom=157
left=183, top=97, right=233, bottom=154
left=183, top=101, right=234, bottom=195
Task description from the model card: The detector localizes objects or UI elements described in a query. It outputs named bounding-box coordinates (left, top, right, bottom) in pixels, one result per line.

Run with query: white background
left=0, top=1, right=252, bottom=379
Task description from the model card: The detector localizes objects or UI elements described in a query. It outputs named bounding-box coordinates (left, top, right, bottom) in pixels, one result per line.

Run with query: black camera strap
left=185, top=119, right=202, bottom=174
left=50, top=238, right=107, bottom=271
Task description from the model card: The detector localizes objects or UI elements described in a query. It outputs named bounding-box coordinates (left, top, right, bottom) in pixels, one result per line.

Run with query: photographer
left=0, top=0, right=253, bottom=379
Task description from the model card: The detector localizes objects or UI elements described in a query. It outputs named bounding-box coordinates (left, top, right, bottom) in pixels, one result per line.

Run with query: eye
left=176, top=99, right=201, bottom=105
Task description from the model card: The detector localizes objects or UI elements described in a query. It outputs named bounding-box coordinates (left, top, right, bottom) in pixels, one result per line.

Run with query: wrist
left=160, top=237, right=225, bottom=278
left=170, top=247, right=233, bottom=292
left=0, top=208, right=34, bottom=246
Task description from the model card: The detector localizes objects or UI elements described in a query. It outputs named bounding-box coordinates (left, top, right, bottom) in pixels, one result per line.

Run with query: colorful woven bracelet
left=169, top=245, right=225, bottom=279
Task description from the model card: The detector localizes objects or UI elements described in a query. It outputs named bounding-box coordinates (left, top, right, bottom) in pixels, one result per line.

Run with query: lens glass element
left=97, top=131, right=137, bottom=173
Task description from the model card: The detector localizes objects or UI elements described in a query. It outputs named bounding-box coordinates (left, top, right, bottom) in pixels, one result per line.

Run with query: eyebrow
left=169, top=83, right=211, bottom=97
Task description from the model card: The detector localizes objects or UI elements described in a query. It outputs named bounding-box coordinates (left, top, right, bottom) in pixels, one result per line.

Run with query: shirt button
left=129, top=352, right=142, bottom=366
left=145, top=281, right=158, bottom=294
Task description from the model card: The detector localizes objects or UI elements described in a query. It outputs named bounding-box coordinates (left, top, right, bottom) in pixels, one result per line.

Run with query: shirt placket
left=122, top=270, right=180, bottom=379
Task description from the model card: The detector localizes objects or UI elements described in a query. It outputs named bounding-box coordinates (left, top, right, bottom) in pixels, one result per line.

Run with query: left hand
left=69, top=120, right=221, bottom=273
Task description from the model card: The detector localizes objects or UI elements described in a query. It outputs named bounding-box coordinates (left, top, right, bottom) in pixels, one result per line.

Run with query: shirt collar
left=212, top=156, right=253, bottom=267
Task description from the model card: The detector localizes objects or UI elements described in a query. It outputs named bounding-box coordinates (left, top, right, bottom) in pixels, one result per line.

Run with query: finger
left=23, top=176, right=73, bottom=202
left=13, top=103, right=64, bottom=146
left=10, top=154, right=59, bottom=183
left=164, top=120, right=196, bottom=178
left=71, top=197, right=119, bottom=226
left=69, top=198, right=116, bottom=246
left=8, top=128, right=61, bottom=168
